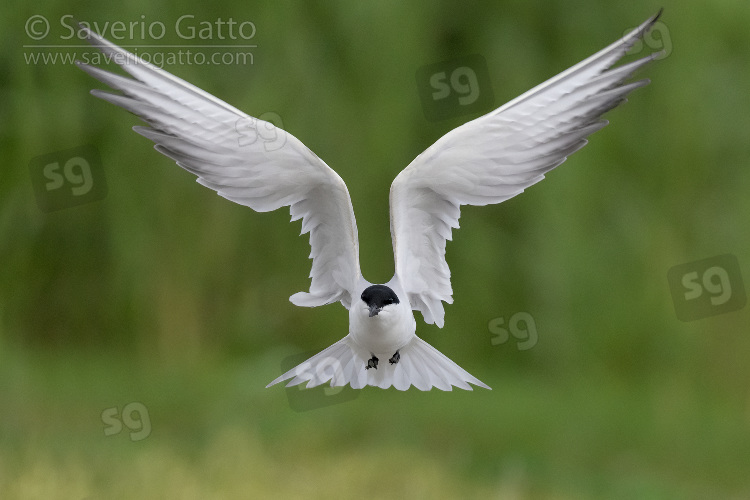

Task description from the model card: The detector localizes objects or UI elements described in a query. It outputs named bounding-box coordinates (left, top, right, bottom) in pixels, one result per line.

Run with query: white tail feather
left=266, top=336, right=490, bottom=391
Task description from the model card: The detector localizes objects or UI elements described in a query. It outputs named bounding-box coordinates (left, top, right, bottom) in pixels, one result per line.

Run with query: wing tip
left=77, top=21, right=114, bottom=47
left=641, top=8, right=664, bottom=33
left=653, top=7, right=664, bottom=24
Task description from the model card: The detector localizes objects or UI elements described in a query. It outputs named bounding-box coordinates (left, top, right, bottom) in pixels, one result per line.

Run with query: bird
left=77, top=11, right=663, bottom=391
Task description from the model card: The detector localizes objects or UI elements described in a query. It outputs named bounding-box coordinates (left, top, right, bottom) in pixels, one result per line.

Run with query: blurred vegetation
left=2, top=0, right=750, bottom=498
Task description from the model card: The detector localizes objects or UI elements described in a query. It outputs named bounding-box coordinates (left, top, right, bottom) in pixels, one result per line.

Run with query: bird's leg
left=389, top=351, right=400, bottom=365
left=366, top=355, right=379, bottom=370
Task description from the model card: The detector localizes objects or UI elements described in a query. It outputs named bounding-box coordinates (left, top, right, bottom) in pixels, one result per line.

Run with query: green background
left=2, top=0, right=749, bottom=498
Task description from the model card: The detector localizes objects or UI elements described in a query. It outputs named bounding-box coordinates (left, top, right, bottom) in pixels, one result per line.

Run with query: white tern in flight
left=78, top=11, right=662, bottom=391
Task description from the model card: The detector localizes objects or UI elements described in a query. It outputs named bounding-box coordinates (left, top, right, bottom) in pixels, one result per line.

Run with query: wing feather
left=78, top=26, right=361, bottom=308
left=390, top=11, right=663, bottom=326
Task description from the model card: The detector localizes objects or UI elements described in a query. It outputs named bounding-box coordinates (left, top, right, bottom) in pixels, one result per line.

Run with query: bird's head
left=361, top=285, right=400, bottom=318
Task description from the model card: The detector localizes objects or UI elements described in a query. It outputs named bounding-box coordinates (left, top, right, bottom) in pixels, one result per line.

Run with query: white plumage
left=78, top=11, right=662, bottom=391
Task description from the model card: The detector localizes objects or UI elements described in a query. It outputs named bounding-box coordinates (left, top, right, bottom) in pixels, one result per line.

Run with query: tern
left=77, top=11, right=662, bottom=391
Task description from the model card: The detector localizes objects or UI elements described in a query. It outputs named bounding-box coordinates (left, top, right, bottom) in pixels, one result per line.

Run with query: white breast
left=349, top=300, right=416, bottom=357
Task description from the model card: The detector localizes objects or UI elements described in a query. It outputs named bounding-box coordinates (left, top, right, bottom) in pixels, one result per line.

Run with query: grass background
left=2, top=0, right=750, bottom=498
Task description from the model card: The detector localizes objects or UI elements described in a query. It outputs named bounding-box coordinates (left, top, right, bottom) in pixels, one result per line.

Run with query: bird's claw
left=389, top=351, right=400, bottom=365
left=366, top=355, right=379, bottom=370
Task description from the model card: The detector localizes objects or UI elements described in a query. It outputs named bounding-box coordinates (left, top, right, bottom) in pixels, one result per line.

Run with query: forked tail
left=266, top=335, right=490, bottom=391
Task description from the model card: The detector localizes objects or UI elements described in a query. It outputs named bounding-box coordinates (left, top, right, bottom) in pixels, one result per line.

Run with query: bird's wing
left=389, top=11, right=663, bottom=327
left=78, top=27, right=361, bottom=309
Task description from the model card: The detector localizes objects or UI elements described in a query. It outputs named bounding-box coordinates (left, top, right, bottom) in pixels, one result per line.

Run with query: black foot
left=389, top=351, right=400, bottom=365
left=366, top=355, right=379, bottom=370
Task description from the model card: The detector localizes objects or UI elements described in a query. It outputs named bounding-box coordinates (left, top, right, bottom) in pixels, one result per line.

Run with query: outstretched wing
left=390, top=11, right=663, bottom=327
left=78, top=27, right=361, bottom=308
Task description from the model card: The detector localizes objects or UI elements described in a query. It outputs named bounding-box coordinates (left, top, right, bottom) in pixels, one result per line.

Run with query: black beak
left=368, top=304, right=381, bottom=317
